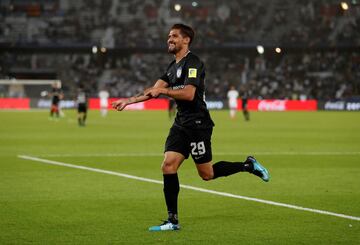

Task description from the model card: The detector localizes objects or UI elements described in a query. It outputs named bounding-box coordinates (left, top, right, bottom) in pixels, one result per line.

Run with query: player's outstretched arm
left=145, top=84, right=196, bottom=101
left=112, top=80, right=168, bottom=111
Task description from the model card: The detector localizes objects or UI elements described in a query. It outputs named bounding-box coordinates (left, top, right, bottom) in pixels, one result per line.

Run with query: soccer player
left=242, top=91, right=250, bottom=121
left=98, top=87, right=110, bottom=117
left=49, top=82, right=63, bottom=120
left=112, top=24, right=269, bottom=231
left=227, top=85, right=239, bottom=119
left=76, top=84, right=88, bottom=126
left=168, top=98, right=176, bottom=120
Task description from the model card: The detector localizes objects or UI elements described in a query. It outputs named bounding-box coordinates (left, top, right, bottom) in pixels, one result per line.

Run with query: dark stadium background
left=0, top=0, right=359, bottom=110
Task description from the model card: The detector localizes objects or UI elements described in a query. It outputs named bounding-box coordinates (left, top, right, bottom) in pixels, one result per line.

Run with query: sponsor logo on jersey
left=172, top=85, right=185, bottom=90
left=188, top=68, right=197, bottom=78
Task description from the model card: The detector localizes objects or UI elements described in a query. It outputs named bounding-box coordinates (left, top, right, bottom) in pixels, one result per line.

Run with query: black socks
left=163, top=173, right=180, bottom=224
left=78, top=115, right=86, bottom=126
left=162, top=162, right=252, bottom=223
left=243, top=110, right=250, bottom=121
left=212, top=161, right=252, bottom=179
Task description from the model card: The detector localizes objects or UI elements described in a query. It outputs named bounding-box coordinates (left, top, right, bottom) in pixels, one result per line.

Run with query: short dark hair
left=171, top=23, right=195, bottom=45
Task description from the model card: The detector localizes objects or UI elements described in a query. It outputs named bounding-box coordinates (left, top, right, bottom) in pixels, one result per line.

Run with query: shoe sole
left=149, top=225, right=180, bottom=231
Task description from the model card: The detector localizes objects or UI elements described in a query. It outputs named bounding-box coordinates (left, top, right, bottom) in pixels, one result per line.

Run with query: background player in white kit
left=227, top=85, right=239, bottom=119
left=98, top=88, right=110, bottom=117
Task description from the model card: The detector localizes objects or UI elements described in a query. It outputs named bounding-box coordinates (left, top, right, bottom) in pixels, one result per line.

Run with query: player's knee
left=161, top=160, right=177, bottom=174
left=200, top=173, right=213, bottom=181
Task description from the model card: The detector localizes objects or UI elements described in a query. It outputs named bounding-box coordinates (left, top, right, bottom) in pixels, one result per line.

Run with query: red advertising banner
left=144, top=99, right=169, bottom=110
left=242, top=99, right=317, bottom=111
left=0, top=98, right=30, bottom=109
left=89, top=98, right=169, bottom=110
left=0, top=98, right=317, bottom=111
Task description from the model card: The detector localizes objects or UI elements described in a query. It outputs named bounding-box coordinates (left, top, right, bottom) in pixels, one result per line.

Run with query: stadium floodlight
left=341, top=2, right=349, bottom=10
left=256, top=45, right=264, bottom=54
left=174, top=4, right=181, bottom=11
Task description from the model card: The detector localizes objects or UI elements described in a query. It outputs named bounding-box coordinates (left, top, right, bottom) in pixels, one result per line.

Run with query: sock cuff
left=163, top=173, right=178, bottom=176
left=163, top=173, right=178, bottom=180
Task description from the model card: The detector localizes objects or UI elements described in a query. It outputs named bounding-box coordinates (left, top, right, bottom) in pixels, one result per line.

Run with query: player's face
left=167, top=29, right=188, bottom=54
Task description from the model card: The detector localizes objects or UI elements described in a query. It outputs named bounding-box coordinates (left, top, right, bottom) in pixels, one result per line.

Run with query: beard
left=168, top=43, right=180, bottom=54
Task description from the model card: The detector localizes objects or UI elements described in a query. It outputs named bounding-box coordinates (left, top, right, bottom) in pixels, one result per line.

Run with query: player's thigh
left=162, top=151, right=185, bottom=174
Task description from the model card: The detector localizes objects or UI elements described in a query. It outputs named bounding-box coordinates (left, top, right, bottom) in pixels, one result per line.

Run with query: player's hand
left=112, top=99, right=128, bottom=111
left=144, top=88, right=164, bottom=98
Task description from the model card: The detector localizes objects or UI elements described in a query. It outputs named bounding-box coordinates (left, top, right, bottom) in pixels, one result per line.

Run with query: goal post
left=0, top=79, right=62, bottom=98
left=0, top=79, right=61, bottom=85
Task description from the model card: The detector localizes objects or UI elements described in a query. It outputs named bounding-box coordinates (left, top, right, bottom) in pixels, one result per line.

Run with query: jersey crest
left=176, top=67, right=182, bottom=78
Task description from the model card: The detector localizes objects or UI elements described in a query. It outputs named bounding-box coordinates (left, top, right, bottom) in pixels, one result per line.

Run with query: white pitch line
left=18, top=155, right=360, bottom=222
left=35, top=153, right=163, bottom=157
left=33, top=151, right=360, bottom=158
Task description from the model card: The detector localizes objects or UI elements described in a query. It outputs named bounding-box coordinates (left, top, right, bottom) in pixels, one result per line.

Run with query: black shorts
left=165, top=125, right=213, bottom=164
left=78, top=103, right=87, bottom=113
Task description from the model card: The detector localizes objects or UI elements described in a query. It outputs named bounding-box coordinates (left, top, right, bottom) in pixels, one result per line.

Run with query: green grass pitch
left=0, top=109, right=359, bottom=244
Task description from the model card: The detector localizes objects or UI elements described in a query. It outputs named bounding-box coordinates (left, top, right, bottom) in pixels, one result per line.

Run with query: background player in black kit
left=49, top=82, right=63, bottom=120
left=76, top=84, right=88, bottom=127
left=168, top=98, right=176, bottom=120
left=242, top=91, right=250, bottom=121
left=112, top=24, right=270, bottom=231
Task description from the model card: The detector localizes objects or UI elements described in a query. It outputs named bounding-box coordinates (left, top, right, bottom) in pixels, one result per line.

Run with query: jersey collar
left=175, top=50, right=191, bottom=64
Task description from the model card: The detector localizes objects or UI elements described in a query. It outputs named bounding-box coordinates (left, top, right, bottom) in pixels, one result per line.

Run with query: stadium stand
left=0, top=0, right=359, bottom=100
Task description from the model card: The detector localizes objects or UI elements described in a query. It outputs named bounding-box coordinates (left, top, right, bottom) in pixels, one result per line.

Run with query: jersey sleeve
left=159, top=70, right=169, bottom=83
left=159, top=62, right=173, bottom=84
left=184, top=56, right=203, bottom=87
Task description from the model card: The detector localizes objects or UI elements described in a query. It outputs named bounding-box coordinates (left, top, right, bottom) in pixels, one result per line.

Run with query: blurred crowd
left=0, top=0, right=359, bottom=47
left=0, top=0, right=359, bottom=100
left=1, top=51, right=359, bottom=100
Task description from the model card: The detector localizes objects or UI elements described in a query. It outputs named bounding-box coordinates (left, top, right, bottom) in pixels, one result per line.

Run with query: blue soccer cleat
left=149, top=220, right=180, bottom=231
left=246, top=156, right=270, bottom=182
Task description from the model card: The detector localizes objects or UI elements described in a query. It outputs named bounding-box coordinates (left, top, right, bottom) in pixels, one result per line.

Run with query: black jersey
left=160, top=52, right=214, bottom=129
left=51, top=88, right=62, bottom=105
left=242, top=93, right=248, bottom=108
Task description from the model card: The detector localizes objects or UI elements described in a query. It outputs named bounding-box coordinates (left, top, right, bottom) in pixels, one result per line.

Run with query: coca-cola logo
left=258, top=100, right=286, bottom=111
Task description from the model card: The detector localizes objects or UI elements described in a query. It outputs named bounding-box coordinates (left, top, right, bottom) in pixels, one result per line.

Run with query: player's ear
left=183, top=36, right=190, bottom=45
